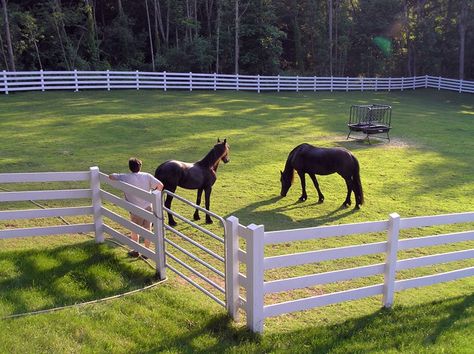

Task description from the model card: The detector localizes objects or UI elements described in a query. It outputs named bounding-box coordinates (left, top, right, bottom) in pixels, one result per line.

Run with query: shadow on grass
left=231, top=195, right=360, bottom=230
left=0, top=240, right=155, bottom=316
left=146, top=293, right=474, bottom=352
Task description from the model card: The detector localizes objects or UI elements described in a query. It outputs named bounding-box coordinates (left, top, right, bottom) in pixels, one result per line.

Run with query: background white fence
left=1, top=71, right=473, bottom=94
left=1, top=170, right=473, bottom=333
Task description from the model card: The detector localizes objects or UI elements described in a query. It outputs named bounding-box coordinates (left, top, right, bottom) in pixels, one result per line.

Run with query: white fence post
left=74, top=69, right=79, bottom=92
left=388, top=77, right=391, bottom=92
left=3, top=70, right=8, bottom=95
left=459, top=79, right=463, bottom=93
left=213, top=72, right=217, bottom=91
left=277, top=74, right=280, bottom=92
left=425, top=75, right=428, bottom=88
left=401, top=77, right=404, bottom=91
left=236, top=74, right=239, bottom=91
left=257, top=74, right=260, bottom=93
left=346, top=76, right=349, bottom=92
left=136, top=70, right=139, bottom=90
left=40, top=69, right=45, bottom=92
left=361, top=77, right=364, bottom=92
left=296, top=75, right=299, bottom=92
left=152, top=190, right=166, bottom=280
left=90, top=166, right=104, bottom=243
left=375, top=77, right=378, bottom=91
left=225, top=216, right=240, bottom=320
left=314, top=76, right=317, bottom=92
left=383, top=212, right=400, bottom=307
left=247, top=223, right=265, bottom=333
left=163, top=71, right=167, bottom=92
left=330, top=76, right=334, bottom=92
left=438, top=76, right=441, bottom=90
left=189, top=72, right=193, bottom=91
left=107, top=70, right=110, bottom=91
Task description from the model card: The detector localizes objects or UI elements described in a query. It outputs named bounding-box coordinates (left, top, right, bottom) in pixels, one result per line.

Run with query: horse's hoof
left=355, top=204, right=361, bottom=210
left=341, top=203, right=349, bottom=209
left=169, top=221, right=177, bottom=227
left=317, top=199, right=324, bottom=204
left=193, top=214, right=201, bottom=221
left=205, top=219, right=213, bottom=224
left=299, top=196, right=307, bottom=202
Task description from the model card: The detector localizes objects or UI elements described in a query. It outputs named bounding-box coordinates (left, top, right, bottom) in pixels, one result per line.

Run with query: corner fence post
left=225, top=216, right=240, bottom=320
left=383, top=212, right=400, bottom=307
left=152, top=190, right=166, bottom=280
left=247, top=223, right=265, bottom=333
left=90, top=166, right=104, bottom=243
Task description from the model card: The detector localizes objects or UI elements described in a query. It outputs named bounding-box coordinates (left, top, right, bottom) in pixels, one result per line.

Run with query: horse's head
left=216, top=138, right=230, bottom=164
left=280, top=169, right=293, bottom=197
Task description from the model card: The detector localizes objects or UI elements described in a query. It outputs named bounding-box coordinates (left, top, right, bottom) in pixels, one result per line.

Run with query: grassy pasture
left=0, top=89, right=473, bottom=353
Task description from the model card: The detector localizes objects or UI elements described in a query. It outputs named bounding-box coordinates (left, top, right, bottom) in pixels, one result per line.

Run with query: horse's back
left=293, top=143, right=356, bottom=175
left=155, top=160, right=188, bottom=185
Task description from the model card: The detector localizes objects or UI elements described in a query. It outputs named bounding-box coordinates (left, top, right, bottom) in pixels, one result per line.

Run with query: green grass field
left=0, top=89, right=473, bottom=353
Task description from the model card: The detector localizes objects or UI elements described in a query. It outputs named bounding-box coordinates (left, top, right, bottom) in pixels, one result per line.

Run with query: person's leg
left=142, top=206, right=153, bottom=249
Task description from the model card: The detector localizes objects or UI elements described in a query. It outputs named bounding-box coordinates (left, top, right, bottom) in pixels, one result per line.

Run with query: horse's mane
left=282, top=146, right=299, bottom=185
left=197, top=142, right=228, bottom=169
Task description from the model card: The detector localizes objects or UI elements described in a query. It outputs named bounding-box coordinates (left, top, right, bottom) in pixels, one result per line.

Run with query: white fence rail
left=227, top=211, right=474, bottom=333
left=1, top=169, right=473, bottom=333
left=0, top=71, right=473, bottom=94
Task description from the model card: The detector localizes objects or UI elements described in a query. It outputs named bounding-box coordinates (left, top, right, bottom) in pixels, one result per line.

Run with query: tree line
left=1, top=0, right=473, bottom=79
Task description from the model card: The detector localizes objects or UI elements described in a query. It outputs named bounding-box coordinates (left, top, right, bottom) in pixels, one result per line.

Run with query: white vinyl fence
left=0, top=167, right=166, bottom=279
left=1, top=169, right=473, bottom=333
left=227, top=212, right=474, bottom=333
left=1, top=71, right=473, bottom=94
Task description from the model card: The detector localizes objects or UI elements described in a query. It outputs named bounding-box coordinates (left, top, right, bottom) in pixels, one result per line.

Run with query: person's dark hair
left=129, top=157, right=142, bottom=173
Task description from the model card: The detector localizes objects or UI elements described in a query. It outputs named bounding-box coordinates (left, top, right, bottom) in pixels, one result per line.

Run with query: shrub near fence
left=0, top=71, right=473, bottom=94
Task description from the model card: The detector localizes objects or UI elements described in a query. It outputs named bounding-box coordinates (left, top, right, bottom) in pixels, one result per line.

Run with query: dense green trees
left=0, top=0, right=472, bottom=79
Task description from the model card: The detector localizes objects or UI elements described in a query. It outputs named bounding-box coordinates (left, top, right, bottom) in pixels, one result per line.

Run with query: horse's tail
left=351, top=155, right=364, bottom=205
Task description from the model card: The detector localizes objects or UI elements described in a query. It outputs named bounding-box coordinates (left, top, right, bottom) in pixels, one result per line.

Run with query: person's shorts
left=130, top=206, right=153, bottom=229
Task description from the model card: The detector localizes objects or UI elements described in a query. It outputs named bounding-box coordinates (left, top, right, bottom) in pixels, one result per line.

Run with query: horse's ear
left=217, top=138, right=220, bottom=142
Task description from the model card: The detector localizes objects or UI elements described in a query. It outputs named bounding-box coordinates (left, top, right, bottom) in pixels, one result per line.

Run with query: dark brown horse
left=155, top=139, right=230, bottom=226
left=280, top=143, right=364, bottom=208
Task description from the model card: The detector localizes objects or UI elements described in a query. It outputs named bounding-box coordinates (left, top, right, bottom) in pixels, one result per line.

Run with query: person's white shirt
left=109, top=172, right=162, bottom=209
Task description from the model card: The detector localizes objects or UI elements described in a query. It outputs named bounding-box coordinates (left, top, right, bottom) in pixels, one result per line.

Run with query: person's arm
left=154, top=180, right=164, bottom=191
left=148, top=173, right=164, bottom=191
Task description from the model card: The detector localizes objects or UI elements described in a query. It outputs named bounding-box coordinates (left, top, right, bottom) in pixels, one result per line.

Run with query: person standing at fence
left=109, top=157, right=164, bottom=258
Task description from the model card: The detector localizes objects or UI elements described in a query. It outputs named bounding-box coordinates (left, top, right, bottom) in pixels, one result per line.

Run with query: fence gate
left=159, top=190, right=231, bottom=310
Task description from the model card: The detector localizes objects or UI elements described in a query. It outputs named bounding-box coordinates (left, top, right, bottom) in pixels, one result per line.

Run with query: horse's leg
left=309, top=174, right=324, bottom=203
left=204, top=187, right=213, bottom=224
left=164, top=185, right=178, bottom=226
left=342, top=176, right=353, bottom=208
left=194, top=188, right=203, bottom=221
left=298, top=171, right=308, bottom=201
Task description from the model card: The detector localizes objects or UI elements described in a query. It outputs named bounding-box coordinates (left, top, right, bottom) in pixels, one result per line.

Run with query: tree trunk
left=328, top=0, right=333, bottom=76
left=145, top=0, right=155, bottom=70
left=215, top=0, right=221, bottom=73
left=1, top=0, right=15, bottom=71
left=458, top=1, right=467, bottom=80
left=235, top=0, right=239, bottom=74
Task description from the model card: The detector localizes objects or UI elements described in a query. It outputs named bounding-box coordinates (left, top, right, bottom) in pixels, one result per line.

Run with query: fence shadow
left=141, top=293, right=473, bottom=352
left=0, top=240, right=155, bottom=317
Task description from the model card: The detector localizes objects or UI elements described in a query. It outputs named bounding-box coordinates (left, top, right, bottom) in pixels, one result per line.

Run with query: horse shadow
left=229, top=195, right=359, bottom=230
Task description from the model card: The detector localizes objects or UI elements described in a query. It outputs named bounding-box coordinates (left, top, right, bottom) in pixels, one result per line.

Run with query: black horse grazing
left=280, top=143, right=364, bottom=208
left=155, top=139, right=230, bottom=226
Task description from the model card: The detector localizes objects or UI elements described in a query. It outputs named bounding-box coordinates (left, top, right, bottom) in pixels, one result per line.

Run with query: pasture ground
left=0, top=89, right=473, bottom=353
